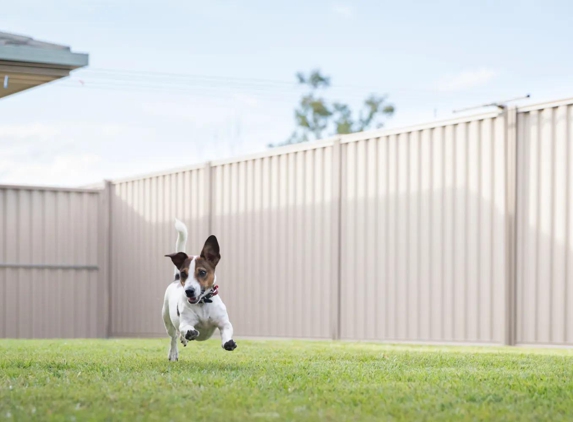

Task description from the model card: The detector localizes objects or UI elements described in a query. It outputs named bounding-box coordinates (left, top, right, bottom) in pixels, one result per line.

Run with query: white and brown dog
left=162, top=219, right=236, bottom=361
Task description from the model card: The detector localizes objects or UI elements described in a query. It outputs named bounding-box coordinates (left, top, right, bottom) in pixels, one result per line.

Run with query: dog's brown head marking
left=165, top=236, right=221, bottom=290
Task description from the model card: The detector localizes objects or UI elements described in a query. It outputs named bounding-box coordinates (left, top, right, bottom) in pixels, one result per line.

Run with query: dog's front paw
left=223, top=340, right=237, bottom=351
left=185, top=329, right=199, bottom=341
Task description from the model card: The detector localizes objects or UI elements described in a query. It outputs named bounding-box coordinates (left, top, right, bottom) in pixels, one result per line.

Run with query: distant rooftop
left=0, top=31, right=70, bottom=51
left=0, top=30, right=89, bottom=99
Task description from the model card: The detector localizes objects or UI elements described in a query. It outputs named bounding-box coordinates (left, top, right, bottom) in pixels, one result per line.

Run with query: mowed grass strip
left=1, top=339, right=573, bottom=421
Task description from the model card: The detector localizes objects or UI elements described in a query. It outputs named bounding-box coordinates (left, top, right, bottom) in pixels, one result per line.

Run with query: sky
left=1, top=0, right=573, bottom=187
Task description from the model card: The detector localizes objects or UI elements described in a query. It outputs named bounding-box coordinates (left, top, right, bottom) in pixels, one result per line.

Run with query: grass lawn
left=1, top=339, right=573, bottom=421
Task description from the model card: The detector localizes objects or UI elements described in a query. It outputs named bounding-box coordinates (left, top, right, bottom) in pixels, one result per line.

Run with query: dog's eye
left=180, top=272, right=188, bottom=278
left=198, top=269, right=207, bottom=278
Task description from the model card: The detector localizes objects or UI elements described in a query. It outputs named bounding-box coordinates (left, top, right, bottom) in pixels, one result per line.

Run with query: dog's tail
left=173, top=218, right=188, bottom=278
left=174, top=218, right=188, bottom=253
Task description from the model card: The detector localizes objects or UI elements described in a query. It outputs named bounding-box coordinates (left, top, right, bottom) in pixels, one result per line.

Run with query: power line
left=57, top=76, right=388, bottom=103
left=76, top=68, right=503, bottom=96
left=84, top=68, right=297, bottom=87
left=69, top=75, right=381, bottom=101
left=15, top=75, right=502, bottom=106
left=56, top=85, right=300, bottom=110
left=82, top=67, right=390, bottom=91
left=57, top=82, right=302, bottom=104
left=66, top=77, right=303, bottom=95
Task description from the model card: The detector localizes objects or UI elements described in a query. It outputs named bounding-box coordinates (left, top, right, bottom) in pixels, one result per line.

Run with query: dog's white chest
left=193, top=306, right=217, bottom=327
left=176, top=293, right=228, bottom=329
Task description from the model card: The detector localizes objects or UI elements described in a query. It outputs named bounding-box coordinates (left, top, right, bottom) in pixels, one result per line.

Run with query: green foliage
left=271, top=70, right=395, bottom=148
left=2, top=339, right=573, bottom=421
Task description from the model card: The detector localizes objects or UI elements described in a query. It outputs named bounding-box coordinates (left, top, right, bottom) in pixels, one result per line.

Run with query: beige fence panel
left=516, top=100, right=573, bottom=345
left=0, top=185, right=103, bottom=338
left=110, top=166, right=210, bottom=337
left=338, top=113, right=509, bottom=344
left=211, top=141, right=338, bottom=339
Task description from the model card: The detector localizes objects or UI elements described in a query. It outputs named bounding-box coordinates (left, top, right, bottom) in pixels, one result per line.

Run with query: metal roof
left=0, top=31, right=70, bottom=50
left=0, top=30, right=89, bottom=98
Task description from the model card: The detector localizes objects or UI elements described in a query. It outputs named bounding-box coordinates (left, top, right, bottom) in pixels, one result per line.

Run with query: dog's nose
left=185, top=289, right=196, bottom=298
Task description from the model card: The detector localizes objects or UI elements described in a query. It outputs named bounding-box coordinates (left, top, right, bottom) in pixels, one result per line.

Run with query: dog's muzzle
left=185, top=289, right=199, bottom=304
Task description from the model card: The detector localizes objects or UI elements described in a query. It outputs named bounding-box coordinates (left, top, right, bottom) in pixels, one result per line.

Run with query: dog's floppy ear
left=200, top=235, right=220, bottom=268
left=165, top=252, right=188, bottom=270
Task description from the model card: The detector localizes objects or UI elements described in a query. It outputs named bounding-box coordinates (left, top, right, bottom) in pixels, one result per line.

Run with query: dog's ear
left=200, top=235, right=220, bottom=268
left=165, top=252, right=188, bottom=270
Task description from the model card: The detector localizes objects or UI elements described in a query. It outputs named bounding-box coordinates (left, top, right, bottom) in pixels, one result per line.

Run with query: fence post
left=97, top=180, right=113, bottom=338
left=206, top=162, right=213, bottom=236
left=504, top=107, right=518, bottom=345
left=331, top=138, right=343, bottom=340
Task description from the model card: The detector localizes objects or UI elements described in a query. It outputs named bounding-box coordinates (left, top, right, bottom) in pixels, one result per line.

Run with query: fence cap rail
left=340, top=110, right=503, bottom=143
left=0, top=263, right=99, bottom=270
left=211, top=136, right=339, bottom=167
left=111, top=162, right=210, bottom=185
left=0, top=183, right=102, bottom=193
left=515, top=96, right=573, bottom=113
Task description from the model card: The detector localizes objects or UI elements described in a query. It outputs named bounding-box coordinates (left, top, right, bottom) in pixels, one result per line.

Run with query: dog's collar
left=198, top=285, right=219, bottom=304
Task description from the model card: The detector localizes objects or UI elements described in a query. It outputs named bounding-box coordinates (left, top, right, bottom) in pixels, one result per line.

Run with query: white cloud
left=437, top=68, right=497, bottom=92
left=0, top=123, right=59, bottom=139
left=0, top=153, right=103, bottom=187
left=0, top=122, right=137, bottom=186
left=332, top=4, right=354, bottom=18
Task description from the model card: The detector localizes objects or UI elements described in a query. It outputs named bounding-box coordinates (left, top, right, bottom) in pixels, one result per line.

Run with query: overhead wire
left=56, top=83, right=301, bottom=106
left=10, top=66, right=451, bottom=108
left=58, top=66, right=398, bottom=102
left=82, top=67, right=389, bottom=91
left=61, top=79, right=381, bottom=102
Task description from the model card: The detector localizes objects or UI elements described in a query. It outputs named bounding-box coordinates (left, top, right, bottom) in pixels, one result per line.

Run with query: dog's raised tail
left=174, top=218, right=188, bottom=253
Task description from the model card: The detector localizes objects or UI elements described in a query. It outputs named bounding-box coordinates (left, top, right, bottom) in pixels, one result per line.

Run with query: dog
left=162, top=219, right=236, bottom=361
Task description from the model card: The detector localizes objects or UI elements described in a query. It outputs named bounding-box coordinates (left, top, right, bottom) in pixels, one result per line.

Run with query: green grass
left=1, top=340, right=573, bottom=421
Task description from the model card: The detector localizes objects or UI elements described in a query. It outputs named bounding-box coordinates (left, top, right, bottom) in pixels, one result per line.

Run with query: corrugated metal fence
left=210, top=143, right=337, bottom=339
left=2, top=97, right=573, bottom=345
left=516, top=100, right=573, bottom=346
left=110, top=166, right=210, bottom=337
left=339, top=113, right=508, bottom=344
left=0, top=185, right=108, bottom=338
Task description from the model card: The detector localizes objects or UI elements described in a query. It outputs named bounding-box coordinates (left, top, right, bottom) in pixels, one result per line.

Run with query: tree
left=270, top=69, right=395, bottom=148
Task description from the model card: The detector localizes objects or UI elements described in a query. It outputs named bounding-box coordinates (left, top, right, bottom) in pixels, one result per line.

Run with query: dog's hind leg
left=162, top=301, right=179, bottom=361
left=168, top=336, right=178, bottom=361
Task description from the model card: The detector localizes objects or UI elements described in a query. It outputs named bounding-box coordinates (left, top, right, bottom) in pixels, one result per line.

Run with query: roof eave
left=0, top=45, right=88, bottom=69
